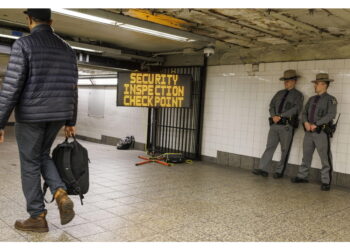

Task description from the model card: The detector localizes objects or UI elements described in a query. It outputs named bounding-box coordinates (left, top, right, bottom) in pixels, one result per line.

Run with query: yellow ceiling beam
left=124, top=9, right=189, bottom=30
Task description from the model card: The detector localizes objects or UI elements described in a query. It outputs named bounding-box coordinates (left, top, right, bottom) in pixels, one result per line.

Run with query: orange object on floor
left=135, top=155, right=171, bottom=167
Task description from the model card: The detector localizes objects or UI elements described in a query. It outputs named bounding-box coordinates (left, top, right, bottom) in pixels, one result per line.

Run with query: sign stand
left=135, top=107, right=171, bottom=166
left=117, top=72, right=192, bottom=167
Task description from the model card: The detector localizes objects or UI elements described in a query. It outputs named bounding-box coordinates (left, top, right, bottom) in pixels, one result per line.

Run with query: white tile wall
left=203, top=59, right=350, bottom=174
left=76, top=87, right=148, bottom=143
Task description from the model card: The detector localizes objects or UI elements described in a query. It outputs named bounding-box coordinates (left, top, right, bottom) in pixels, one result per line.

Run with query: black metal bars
left=147, top=66, right=204, bottom=160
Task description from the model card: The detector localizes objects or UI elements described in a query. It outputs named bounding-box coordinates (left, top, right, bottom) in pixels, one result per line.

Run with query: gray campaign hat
left=279, top=69, right=300, bottom=81
left=311, top=73, right=334, bottom=83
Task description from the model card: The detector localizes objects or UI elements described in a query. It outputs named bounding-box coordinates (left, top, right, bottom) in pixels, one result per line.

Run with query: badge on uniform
left=332, top=98, right=337, bottom=105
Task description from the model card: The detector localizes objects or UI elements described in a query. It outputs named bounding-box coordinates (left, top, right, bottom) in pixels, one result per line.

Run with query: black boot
left=273, top=173, right=283, bottom=179
left=252, top=169, right=268, bottom=177
left=291, top=177, right=309, bottom=183
left=321, top=184, right=331, bottom=191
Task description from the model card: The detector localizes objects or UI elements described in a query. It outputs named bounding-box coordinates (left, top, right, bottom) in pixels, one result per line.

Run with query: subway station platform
left=1, top=126, right=350, bottom=242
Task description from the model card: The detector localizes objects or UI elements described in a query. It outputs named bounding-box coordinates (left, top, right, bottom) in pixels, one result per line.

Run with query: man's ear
left=28, top=16, right=33, bottom=26
left=48, top=20, right=53, bottom=26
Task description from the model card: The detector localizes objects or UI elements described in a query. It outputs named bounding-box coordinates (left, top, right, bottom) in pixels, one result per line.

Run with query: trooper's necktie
left=278, top=90, right=290, bottom=114
left=308, top=95, right=321, bottom=123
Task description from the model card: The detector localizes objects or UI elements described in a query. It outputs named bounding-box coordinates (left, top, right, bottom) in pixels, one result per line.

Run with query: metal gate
left=147, top=66, right=205, bottom=160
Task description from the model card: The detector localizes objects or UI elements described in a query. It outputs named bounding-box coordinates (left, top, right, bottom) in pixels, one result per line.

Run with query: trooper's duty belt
left=269, top=117, right=289, bottom=126
left=306, top=114, right=340, bottom=138
left=269, top=116, right=299, bottom=128
left=306, top=122, right=336, bottom=137
left=315, top=123, right=337, bottom=138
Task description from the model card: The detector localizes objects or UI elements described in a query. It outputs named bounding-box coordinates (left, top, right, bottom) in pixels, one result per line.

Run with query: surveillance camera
left=204, top=47, right=215, bottom=57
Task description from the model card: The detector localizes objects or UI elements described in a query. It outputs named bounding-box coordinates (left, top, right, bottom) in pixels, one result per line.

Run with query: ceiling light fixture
left=118, top=24, right=195, bottom=42
left=0, top=34, right=19, bottom=39
left=71, top=46, right=103, bottom=53
left=52, top=9, right=196, bottom=42
left=52, top=8, right=120, bottom=25
left=0, top=33, right=102, bottom=53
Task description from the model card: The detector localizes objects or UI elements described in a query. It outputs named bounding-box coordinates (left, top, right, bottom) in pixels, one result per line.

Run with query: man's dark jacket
left=0, top=24, right=78, bottom=129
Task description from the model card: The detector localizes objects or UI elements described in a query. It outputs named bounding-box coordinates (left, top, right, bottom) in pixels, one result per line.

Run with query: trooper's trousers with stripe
left=297, top=131, right=333, bottom=185
left=258, top=124, right=294, bottom=175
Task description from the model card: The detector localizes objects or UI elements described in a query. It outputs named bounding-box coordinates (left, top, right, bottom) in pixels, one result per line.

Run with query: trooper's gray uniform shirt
left=258, top=88, right=304, bottom=174
left=296, top=92, right=337, bottom=185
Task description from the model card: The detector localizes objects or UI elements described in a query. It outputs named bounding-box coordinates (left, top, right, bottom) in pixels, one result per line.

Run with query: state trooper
left=252, top=70, right=304, bottom=178
left=291, top=73, right=337, bottom=191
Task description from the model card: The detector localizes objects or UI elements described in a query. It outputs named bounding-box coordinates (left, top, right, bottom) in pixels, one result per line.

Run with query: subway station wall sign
left=117, top=72, right=192, bottom=108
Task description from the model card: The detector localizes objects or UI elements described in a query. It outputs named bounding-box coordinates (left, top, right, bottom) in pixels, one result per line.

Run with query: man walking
left=291, top=73, right=337, bottom=191
left=252, top=70, right=304, bottom=178
left=0, top=9, right=78, bottom=232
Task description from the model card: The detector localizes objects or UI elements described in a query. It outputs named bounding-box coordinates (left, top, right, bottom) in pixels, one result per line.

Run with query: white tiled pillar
left=76, top=87, right=148, bottom=143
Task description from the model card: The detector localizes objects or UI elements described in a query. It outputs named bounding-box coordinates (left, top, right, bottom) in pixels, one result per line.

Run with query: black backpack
left=43, top=137, right=90, bottom=205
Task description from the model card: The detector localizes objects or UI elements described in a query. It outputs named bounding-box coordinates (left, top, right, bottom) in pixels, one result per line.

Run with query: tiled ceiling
left=1, top=8, right=350, bottom=55
left=110, top=8, right=350, bottom=50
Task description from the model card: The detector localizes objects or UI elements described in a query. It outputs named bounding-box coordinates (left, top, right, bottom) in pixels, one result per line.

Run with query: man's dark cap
left=23, top=9, right=51, bottom=21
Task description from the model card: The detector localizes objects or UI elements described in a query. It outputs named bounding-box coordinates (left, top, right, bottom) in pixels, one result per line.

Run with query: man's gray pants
left=259, top=124, right=294, bottom=174
left=15, top=121, right=67, bottom=218
left=297, top=131, right=333, bottom=185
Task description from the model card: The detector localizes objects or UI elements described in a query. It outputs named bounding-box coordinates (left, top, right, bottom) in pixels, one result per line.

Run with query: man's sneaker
left=54, top=188, right=75, bottom=225
left=252, top=169, right=269, bottom=177
left=273, top=173, right=283, bottom=179
left=14, top=211, right=49, bottom=233
left=291, top=177, right=309, bottom=183
left=321, top=184, right=331, bottom=191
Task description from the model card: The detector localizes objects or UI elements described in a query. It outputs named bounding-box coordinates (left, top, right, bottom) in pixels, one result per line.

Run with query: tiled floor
left=1, top=126, right=350, bottom=242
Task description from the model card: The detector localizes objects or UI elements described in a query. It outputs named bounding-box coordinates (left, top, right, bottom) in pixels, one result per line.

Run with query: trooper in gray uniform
left=291, top=73, right=337, bottom=191
left=252, top=70, right=304, bottom=178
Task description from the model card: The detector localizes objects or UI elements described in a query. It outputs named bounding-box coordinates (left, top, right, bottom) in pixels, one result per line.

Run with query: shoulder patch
left=331, top=98, right=337, bottom=105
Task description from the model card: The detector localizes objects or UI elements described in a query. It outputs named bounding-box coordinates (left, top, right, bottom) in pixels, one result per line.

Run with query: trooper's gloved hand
left=0, top=130, right=4, bottom=143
